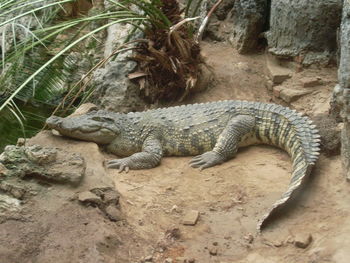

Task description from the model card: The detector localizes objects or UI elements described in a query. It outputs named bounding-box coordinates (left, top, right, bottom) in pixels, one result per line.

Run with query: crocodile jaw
left=46, top=116, right=117, bottom=144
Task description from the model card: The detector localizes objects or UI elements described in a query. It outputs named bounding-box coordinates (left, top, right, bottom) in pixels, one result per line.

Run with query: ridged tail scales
left=254, top=103, right=321, bottom=231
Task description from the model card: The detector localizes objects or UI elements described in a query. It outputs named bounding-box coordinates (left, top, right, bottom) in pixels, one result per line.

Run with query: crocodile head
left=46, top=111, right=121, bottom=144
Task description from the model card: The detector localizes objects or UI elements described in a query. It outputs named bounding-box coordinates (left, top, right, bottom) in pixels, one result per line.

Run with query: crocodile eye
left=91, top=116, right=114, bottom=123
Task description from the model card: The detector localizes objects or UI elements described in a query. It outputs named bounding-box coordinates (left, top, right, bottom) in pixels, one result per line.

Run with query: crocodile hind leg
left=190, top=115, right=255, bottom=170
left=107, top=136, right=163, bottom=172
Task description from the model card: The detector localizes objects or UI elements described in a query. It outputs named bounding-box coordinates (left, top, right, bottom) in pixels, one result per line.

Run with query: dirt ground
left=1, top=42, right=349, bottom=263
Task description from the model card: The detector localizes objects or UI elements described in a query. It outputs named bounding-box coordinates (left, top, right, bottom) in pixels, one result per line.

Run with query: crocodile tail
left=257, top=106, right=321, bottom=231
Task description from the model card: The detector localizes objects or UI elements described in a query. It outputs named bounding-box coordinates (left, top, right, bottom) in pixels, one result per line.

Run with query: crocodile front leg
left=107, top=135, right=163, bottom=172
left=190, top=115, right=255, bottom=170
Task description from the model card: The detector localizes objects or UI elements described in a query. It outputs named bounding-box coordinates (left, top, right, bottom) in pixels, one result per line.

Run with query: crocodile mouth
left=46, top=116, right=114, bottom=134
left=46, top=115, right=117, bottom=144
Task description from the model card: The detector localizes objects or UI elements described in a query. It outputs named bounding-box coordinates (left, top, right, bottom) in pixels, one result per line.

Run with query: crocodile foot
left=106, top=158, right=131, bottom=173
left=189, top=151, right=225, bottom=170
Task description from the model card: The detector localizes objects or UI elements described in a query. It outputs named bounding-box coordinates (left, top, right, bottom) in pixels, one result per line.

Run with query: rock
left=229, top=0, right=268, bottom=53
left=25, top=145, right=57, bottom=164
left=144, top=255, right=153, bottom=262
left=191, top=64, right=214, bottom=93
left=209, top=247, right=218, bottom=256
left=243, top=233, right=254, bottom=244
left=333, top=0, right=350, bottom=181
left=104, top=205, right=122, bottom=222
left=266, top=0, right=342, bottom=65
left=201, top=0, right=267, bottom=51
left=0, top=145, right=85, bottom=185
left=301, top=77, right=322, bottom=88
left=266, top=55, right=292, bottom=85
left=0, top=181, right=29, bottom=200
left=265, top=80, right=274, bottom=91
left=330, top=84, right=343, bottom=121
left=342, top=123, right=350, bottom=182
left=273, top=240, right=283, bottom=247
left=175, top=257, right=187, bottom=263
left=294, top=233, right=312, bottom=249
left=165, top=258, right=173, bottom=263
left=16, top=138, right=26, bottom=146
left=279, top=88, right=313, bottom=103
left=0, top=1, right=48, bottom=55
left=213, top=0, right=236, bottom=21
left=90, top=22, right=146, bottom=113
left=0, top=163, right=8, bottom=177
left=0, top=194, right=21, bottom=213
left=90, top=186, right=120, bottom=205
left=182, top=210, right=200, bottom=225
left=165, top=228, right=181, bottom=240
left=78, top=191, right=102, bottom=206
left=272, top=85, right=283, bottom=98
left=170, top=205, right=179, bottom=213
left=312, top=114, right=341, bottom=156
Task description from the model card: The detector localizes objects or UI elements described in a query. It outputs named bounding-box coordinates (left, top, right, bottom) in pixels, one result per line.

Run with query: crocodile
left=46, top=100, right=320, bottom=230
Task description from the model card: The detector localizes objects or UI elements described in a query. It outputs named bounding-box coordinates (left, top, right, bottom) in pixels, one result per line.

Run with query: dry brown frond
left=132, top=0, right=204, bottom=103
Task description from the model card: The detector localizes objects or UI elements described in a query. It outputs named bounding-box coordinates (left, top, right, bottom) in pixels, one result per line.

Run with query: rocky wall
left=333, top=0, right=350, bottom=181
left=229, top=0, right=267, bottom=53
left=266, top=0, right=342, bottom=65
left=189, top=0, right=267, bottom=53
left=89, top=2, right=146, bottom=113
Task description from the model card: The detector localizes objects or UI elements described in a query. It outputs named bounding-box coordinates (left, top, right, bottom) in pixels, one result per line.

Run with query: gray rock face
left=229, top=0, right=267, bottom=53
left=0, top=145, right=85, bottom=186
left=92, top=59, right=145, bottom=113
left=90, top=9, right=146, bottom=113
left=312, top=114, right=341, bottom=156
left=334, top=1, right=350, bottom=181
left=198, top=0, right=267, bottom=53
left=266, top=0, right=342, bottom=65
left=342, top=123, right=350, bottom=181
left=0, top=0, right=55, bottom=57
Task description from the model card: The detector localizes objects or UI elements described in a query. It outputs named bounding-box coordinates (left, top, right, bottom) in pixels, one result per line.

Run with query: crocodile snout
left=46, top=116, right=63, bottom=128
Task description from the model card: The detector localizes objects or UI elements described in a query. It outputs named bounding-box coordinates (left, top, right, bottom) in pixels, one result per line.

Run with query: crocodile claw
left=107, top=159, right=130, bottom=173
left=189, top=151, right=225, bottom=170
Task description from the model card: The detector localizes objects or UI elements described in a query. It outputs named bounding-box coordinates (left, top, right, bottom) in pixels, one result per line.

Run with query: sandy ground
left=1, top=42, right=349, bottom=263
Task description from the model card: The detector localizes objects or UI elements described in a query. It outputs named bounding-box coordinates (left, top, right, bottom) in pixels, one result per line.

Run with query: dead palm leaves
left=131, top=0, right=203, bottom=103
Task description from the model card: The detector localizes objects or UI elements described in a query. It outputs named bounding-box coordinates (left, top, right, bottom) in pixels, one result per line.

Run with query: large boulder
left=90, top=20, right=146, bottom=113
left=229, top=0, right=267, bottom=53
left=193, top=0, right=267, bottom=53
left=266, top=0, right=342, bottom=65
left=89, top=1, right=146, bottom=112
left=332, top=0, right=350, bottom=181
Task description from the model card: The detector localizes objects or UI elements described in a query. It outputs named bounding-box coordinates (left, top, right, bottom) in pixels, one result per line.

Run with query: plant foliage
left=0, top=0, right=205, bottom=149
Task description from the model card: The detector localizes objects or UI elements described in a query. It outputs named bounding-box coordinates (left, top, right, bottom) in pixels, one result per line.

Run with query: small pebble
left=244, top=233, right=254, bottom=244
left=294, top=233, right=313, bottom=249
left=78, top=191, right=102, bottom=205
left=209, top=247, right=217, bottom=256
left=170, top=205, right=179, bottom=213
left=144, top=255, right=153, bottom=262
left=182, top=210, right=199, bottom=225
left=273, top=240, right=283, bottom=247
left=105, top=205, right=122, bottom=221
